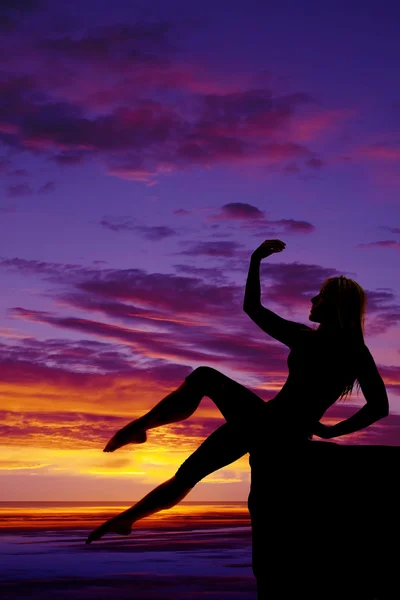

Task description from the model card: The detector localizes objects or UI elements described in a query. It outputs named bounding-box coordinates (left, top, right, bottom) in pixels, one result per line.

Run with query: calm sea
left=0, top=501, right=255, bottom=599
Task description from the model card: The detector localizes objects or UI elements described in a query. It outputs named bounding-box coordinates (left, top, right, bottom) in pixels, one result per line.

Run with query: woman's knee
left=189, top=365, right=219, bottom=379
left=185, top=366, right=224, bottom=390
left=174, top=463, right=201, bottom=488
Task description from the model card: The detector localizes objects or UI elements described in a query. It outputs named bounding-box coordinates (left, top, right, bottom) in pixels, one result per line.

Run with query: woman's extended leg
left=104, top=366, right=264, bottom=452
left=86, top=421, right=251, bottom=543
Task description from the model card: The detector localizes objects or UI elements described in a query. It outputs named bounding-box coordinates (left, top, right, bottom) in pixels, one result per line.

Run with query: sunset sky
left=1, top=0, right=400, bottom=502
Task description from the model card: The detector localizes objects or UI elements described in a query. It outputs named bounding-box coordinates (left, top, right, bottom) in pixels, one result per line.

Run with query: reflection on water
left=0, top=501, right=250, bottom=531
left=0, top=500, right=254, bottom=599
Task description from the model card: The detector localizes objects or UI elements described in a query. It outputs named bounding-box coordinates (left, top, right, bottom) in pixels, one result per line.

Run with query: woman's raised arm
left=243, top=239, right=285, bottom=309
left=243, top=240, right=311, bottom=348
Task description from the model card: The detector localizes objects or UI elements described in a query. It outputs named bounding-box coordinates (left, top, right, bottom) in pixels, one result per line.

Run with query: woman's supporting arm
left=314, top=344, right=389, bottom=439
left=313, top=402, right=388, bottom=439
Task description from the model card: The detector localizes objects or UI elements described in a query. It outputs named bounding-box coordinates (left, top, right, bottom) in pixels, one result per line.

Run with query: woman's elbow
left=243, top=302, right=261, bottom=313
left=374, top=399, right=389, bottom=419
left=380, top=402, right=390, bottom=418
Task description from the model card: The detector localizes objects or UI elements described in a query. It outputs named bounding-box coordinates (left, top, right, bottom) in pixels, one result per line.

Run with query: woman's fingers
left=262, top=239, right=285, bottom=246
left=261, top=240, right=286, bottom=252
left=251, top=239, right=286, bottom=260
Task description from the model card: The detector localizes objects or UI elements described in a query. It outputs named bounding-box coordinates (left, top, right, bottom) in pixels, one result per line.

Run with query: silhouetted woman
left=86, top=239, right=389, bottom=545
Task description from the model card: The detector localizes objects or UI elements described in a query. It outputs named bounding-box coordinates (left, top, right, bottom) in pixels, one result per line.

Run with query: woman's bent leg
left=86, top=477, right=193, bottom=543
left=87, top=422, right=250, bottom=543
left=104, top=367, right=264, bottom=452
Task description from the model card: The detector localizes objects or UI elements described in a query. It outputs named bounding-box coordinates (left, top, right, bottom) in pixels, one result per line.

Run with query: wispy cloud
left=6, top=183, right=33, bottom=198
left=359, top=240, right=400, bottom=250
left=204, top=203, right=315, bottom=234
left=355, top=143, right=400, bottom=162
left=38, top=180, right=56, bottom=194
left=0, top=20, right=345, bottom=185
left=100, top=216, right=178, bottom=240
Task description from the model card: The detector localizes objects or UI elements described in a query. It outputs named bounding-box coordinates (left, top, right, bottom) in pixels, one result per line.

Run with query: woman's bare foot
left=103, top=421, right=147, bottom=452
left=85, top=514, right=133, bottom=544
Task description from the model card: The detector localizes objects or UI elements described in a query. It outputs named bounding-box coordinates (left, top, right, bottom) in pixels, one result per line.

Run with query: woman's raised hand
left=251, top=239, right=286, bottom=261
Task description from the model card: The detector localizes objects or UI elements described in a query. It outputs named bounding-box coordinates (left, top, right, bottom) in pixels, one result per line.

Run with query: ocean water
left=0, top=501, right=256, bottom=600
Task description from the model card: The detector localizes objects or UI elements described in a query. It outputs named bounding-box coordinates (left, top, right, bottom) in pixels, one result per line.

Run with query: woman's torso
left=264, top=328, right=360, bottom=436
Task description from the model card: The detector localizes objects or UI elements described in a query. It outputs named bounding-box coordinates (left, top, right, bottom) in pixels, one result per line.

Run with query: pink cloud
left=0, top=122, right=18, bottom=134
left=11, top=307, right=269, bottom=370
left=288, top=109, right=354, bottom=143
left=0, top=337, right=135, bottom=374
left=355, top=144, right=400, bottom=161
left=358, top=240, right=400, bottom=250
left=2, top=256, right=399, bottom=332
left=2, top=256, right=399, bottom=391
left=0, top=66, right=328, bottom=182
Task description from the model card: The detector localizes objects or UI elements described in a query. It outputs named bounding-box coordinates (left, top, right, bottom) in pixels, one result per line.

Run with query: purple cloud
left=0, top=337, right=135, bottom=374
left=0, top=31, right=330, bottom=183
left=0, top=205, right=16, bottom=214
left=2, top=254, right=399, bottom=385
left=173, top=208, right=191, bottom=216
left=306, top=157, right=324, bottom=169
left=379, top=226, right=400, bottom=234
left=2, top=255, right=399, bottom=334
left=100, top=216, right=178, bottom=240
left=51, top=151, right=85, bottom=165
left=178, top=240, right=245, bottom=258
left=0, top=0, right=44, bottom=33
left=38, top=180, right=56, bottom=194
left=6, top=183, right=33, bottom=198
left=204, top=203, right=314, bottom=233
left=217, top=203, right=265, bottom=221
left=268, top=218, right=314, bottom=233
left=37, top=22, right=174, bottom=66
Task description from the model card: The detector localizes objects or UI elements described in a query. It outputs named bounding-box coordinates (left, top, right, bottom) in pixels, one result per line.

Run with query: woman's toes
left=103, top=440, right=116, bottom=452
left=103, top=428, right=147, bottom=452
left=85, top=517, right=132, bottom=543
left=86, top=523, right=108, bottom=544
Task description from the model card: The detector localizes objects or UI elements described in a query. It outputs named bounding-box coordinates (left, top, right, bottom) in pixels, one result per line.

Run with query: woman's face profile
left=309, top=286, right=336, bottom=323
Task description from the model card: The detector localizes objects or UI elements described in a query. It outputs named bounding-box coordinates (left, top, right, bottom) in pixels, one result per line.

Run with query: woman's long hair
left=319, top=276, right=367, bottom=400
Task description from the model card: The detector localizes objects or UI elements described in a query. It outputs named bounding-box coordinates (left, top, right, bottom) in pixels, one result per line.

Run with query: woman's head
left=310, top=276, right=367, bottom=399
left=310, top=276, right=366, bottom=338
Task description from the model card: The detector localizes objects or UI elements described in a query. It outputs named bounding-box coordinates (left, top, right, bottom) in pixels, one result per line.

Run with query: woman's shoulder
left=288, top=324, right=315, bottom=350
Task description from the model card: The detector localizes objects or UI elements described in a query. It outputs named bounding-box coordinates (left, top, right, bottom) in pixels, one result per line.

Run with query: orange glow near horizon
left=0, top=501, right=251, bottom=531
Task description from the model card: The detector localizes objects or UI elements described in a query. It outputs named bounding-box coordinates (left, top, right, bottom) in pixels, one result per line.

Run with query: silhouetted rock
left=249, top=440, right=399, bottom=599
